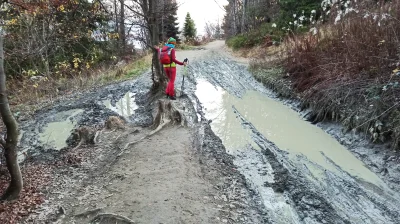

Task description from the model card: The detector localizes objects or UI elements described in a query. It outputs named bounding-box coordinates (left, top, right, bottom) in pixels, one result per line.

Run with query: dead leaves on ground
left=0, top=164, right=51, bottom=224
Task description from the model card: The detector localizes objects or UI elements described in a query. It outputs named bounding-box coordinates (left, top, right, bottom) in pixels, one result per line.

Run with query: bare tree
left=204, top=22, right=217, bottom=39
left=0, top=31, right=23, bottom=201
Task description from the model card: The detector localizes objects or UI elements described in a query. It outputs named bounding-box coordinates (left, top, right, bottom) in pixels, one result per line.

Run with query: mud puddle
left=103, top=92, right=138, bottom=118
left=196, top=79, right=383, bottom=186
left=195, top=79, right=299, bottom=223
left=39, top=109, right=83, bottom=150
left=194, top=75, right=400, bottom=223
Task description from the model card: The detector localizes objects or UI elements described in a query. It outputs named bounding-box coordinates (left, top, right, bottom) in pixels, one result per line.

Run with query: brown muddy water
left=195, top=77, right=400, bottom=223
left=195, top=79, right=384, bottom=188
left=39, top=109, right=83, bottom=150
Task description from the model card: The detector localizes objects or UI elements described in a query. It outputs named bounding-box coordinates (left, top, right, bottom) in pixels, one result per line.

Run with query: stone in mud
left=70, top=126, right=97, bottom=147
left=105, top=116, right=125, bottom=130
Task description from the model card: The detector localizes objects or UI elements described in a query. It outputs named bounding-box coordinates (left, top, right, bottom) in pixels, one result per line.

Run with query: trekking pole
left=181, top=58, right=189, bottom=95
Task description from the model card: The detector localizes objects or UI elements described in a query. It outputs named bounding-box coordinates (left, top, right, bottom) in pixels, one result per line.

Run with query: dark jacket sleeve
left=171, top=49, right=184, bottom=65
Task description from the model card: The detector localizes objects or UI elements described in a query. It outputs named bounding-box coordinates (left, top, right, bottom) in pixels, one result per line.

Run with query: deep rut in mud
left=16, top=41, right=400, bottom=223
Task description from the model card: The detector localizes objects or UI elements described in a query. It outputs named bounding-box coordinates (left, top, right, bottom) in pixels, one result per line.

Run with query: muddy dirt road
left=18, top=40, right=400, bottom=223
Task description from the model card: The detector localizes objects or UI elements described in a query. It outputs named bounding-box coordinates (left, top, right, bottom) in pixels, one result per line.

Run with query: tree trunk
left=114, top=0, right=119, bottom=51
left=241, top=0, right=247, bottom=33
left=119, top=0, right=126, bottom=55
left=160, top=0, right=165, bottom=41
left=233, top=0, right=237, bottom=35
left=148, top=0, right=165, bottom=90
left=0, top=32, right=23, bottom=201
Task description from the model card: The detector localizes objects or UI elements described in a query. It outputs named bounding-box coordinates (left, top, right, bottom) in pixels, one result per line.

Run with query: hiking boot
left=169, top=95, right=176, bottom=100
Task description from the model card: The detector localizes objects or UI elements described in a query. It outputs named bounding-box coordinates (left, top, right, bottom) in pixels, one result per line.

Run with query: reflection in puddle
left=195, top=80, right=258, bottom=152
left=39, top=109, right=83, bottom=150
left=195, top=79, right=384, bottom=187
left=103, top=92, right=138, bottom=118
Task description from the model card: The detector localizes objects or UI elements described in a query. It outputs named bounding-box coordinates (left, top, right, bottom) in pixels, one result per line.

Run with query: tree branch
left=126, top=21, right=149, bottom=30
left=94, top=0, right=111, bottom=15
left=133, top=35, right=156, bottom=50
left=124, top=3, right=146, bottom=18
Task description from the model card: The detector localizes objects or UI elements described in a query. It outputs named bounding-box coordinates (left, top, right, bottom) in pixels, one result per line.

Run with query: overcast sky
left=177, top=0, right=228, bottom=36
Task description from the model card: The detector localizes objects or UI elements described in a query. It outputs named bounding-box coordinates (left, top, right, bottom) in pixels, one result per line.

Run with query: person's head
left=167, top=37, right=176, bottom=46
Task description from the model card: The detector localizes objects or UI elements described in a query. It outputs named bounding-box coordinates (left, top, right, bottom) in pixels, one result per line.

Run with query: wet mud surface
left=180, top=50, right=400, bottom=222
left=16, top=41, right=400, bottom=223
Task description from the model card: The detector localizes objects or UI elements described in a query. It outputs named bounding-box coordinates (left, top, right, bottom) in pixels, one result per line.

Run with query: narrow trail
left=18, top=41, right=400, bottom=224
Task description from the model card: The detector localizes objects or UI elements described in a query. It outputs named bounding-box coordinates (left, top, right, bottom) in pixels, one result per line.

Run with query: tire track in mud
left=192, top=123, right=270, bottom=224
left=185, top=56, right=400, bottom=223
left=232, top=105, right=400, bottom=223
left=232, top=105, right=349, bottom=224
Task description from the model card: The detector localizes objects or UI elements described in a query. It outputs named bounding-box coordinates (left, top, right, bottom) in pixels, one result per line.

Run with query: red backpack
left=159, top=47, right=173, bottom=65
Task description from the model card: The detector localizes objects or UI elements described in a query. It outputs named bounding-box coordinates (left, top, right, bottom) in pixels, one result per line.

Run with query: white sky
left=177, top=0, right=228, bottom=36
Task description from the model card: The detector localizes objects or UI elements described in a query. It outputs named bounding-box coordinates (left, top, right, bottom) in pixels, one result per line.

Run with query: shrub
left=3, top=0, right=119, bottom=79
left=226, top=35, right=248, bottom=50
left=277, top=0, right=322, bottom=29
left=285, top=0, right=400, bottom=149
left=226, top=23, right=286, bottom=50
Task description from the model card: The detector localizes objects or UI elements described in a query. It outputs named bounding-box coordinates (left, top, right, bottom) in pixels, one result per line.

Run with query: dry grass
left=248, top=44, right=287, bottom=69
left=283, top=1, right=400, bottom=149
left=7, top=54, right=152, bottom=115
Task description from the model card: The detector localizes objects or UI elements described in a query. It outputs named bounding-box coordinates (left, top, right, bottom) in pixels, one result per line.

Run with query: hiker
left=156, top=37, right=187, bottom=100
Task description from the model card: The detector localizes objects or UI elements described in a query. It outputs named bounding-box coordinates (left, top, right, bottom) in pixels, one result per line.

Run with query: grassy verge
left=283, top=2, right=400, bottom=150
left=175, top=43, right=195, bottom=50
left=8, top=54, right=152, bottom=116
left=175, top=39, right=211, bottom=50
left=251, top=67, right=292, bottom=98
left=247, top=1, right=400, bottom=150
left=251, top=59, right=400, bottom=150
left=252, top=63, right=400, bottom=150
